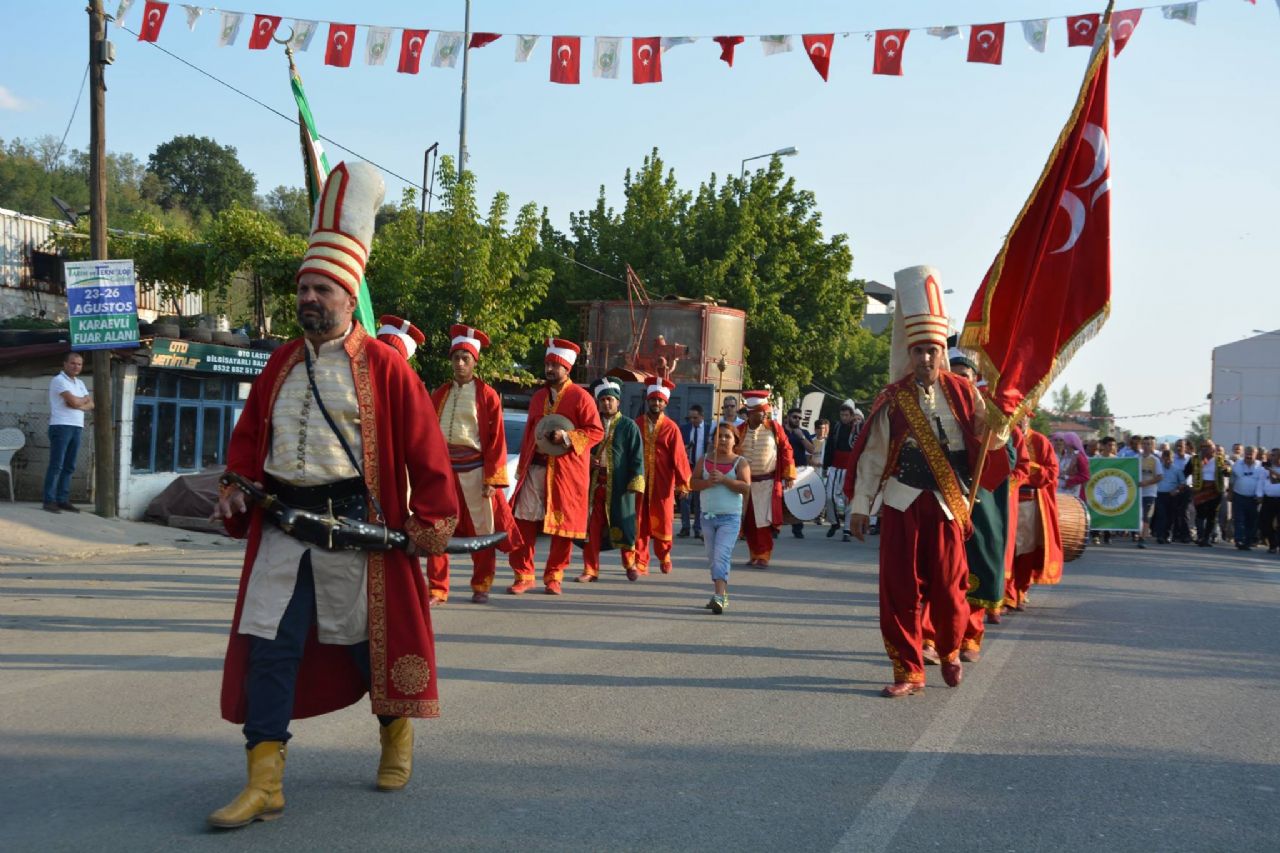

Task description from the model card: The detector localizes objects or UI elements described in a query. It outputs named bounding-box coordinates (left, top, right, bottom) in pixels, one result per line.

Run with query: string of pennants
left=116, top=0, right=1268, bottom=82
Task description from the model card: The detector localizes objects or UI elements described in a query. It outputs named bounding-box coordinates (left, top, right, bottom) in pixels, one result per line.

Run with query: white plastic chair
left=0, top=427, right=26, bottom=502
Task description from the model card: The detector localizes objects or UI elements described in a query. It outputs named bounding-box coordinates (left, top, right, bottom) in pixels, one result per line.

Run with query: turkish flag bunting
left=1111, top=10, right=1142, bottom=56
left=398, top=29, right=430, bottom=73
left=714, top=36, right=744, bottom=66
left=802, top=34, right=834, bottom=81
left=966, top=23, right=1005, bottom=65
left=873, top=29, right=909, bottom=76
left=325, top=23, right=356, bottom=67
left=960, top=50, right=1111, bottom=420
left=550, top=36, right=581, bottom=84
left=469, top=32, right=501, bottom=49
left=1067, top=14, right=1101, bottom=47
left=632, top=37, right=662, bottom=84
left=248, top=15, right=281, bottom=50
left=137, top=1, right=168, bottom=42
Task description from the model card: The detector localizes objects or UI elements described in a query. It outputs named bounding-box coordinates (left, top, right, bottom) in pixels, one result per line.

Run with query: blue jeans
left=43, top=424, right=82, bottom=505
left=702, top=513, right=741, bottom=583
left=243, top=552, right=393, bottom=747
left=1232, top=493, right=1259, bottom=547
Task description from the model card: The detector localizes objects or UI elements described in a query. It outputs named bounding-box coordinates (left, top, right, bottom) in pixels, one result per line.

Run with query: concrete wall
left=1211, top=331, right=1280, bottom=450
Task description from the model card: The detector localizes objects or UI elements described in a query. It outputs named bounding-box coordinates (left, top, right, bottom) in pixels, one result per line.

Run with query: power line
left=53, top=63, right=90, bottom=165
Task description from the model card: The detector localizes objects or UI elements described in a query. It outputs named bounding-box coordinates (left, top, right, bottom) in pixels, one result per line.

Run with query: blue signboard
left=64, top=259, right=141, bottom=351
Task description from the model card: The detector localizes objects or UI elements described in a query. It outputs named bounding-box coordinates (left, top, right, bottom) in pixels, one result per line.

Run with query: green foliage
left=145, top=135, right=257, bottom=221
left=260, top=185, right=312, bottom=237
left=1089, top=383, right=1113, bottom=431
left=1049, top=383, right=1088, bottom=416
left=532, top=149, right=864, bottom=399
left=1187, top=412, right=1211, bottom=445
left=1030, top=410, right=1053, bottom=435
left=365, top=156, right=556, bottom=388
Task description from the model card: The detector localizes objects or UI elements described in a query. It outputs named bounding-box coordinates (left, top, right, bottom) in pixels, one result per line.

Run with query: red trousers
left=742, top=494, right=775, bottom=563
left=1009, top=553, right=1036, bottom=606
left=583, top=484, right=635, bottom=577
left=923, top=601, right=987, bottom=652
left=509, top=518, right=573, bottom=583
left=425, top=549, right=498, bottom=598
left=880, top=498, right=967, bottom=684
left=633, top=493, right=672, bottom=572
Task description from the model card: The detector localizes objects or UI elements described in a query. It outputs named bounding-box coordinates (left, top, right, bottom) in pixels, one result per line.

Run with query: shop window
left=130, top=368, right=244, bottom=473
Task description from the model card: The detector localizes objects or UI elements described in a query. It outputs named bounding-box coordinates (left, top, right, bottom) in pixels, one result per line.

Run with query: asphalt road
left=2, top=525, right=1277, bottom=852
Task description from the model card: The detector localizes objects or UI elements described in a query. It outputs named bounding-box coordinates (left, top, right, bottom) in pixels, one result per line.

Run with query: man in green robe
left=578, top=378, right=645, bottom=582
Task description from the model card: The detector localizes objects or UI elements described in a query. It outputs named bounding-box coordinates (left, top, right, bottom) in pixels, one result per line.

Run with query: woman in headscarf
left=1051, top=432, right=1090, bottom=500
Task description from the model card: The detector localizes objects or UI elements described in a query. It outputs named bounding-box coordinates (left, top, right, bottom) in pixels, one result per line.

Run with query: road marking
left=831, top=608, right=1033, bottom=853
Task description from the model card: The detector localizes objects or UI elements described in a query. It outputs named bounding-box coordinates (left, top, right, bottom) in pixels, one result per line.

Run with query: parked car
left=502, top=411, right=527, bottom=501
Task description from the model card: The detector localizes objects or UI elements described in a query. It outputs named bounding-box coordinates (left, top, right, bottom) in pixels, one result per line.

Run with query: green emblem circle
left=1086, top=469, right=1137, bottom=516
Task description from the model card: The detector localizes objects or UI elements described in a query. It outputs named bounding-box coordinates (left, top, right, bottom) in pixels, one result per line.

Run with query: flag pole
left=458, top=0, right=471, bottom=178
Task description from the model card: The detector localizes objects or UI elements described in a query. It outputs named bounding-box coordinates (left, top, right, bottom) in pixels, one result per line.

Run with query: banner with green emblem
left=1084, top=457, right=1141, bottom=532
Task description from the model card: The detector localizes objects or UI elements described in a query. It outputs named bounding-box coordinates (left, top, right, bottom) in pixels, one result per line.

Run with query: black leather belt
left=262, top=474, right=367, bottom=522
left=895, top=444, right=971, bottom=494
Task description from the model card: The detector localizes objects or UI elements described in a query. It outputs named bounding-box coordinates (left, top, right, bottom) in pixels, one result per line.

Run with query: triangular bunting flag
left=802, top=34, right=834, bottom=81
left=217, top=11, right=242, bottom=47
left=1162, top=3, right=1199, bottom=23
left=1112, top=9, right=1143, bottom=55
left=115, top=0, right=134, bottom=26
left=181, top=4, right=201, bottom=31
left=289, top=20, right=319, bottom=51
left=927, top=26, right=960, bottom=39
left=593, top=37, right=620, bottom=79
left=760, top=35, right=792, bottom=56
left=469, top=32, right=501, bottom=49
left=366, top=27, right=391, bottom=65
left=661, top=36, right=697, bottom=52
left=714, top=36, right=744, bottom=66
left=514, top=35, right=539, bottom=62
left=432, top=32, right=463, bottom=67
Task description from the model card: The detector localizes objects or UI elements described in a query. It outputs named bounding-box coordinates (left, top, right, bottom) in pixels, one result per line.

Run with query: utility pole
left=457, top=0, right=471, bottom=178
left=88, top=0, right=117, bottom=518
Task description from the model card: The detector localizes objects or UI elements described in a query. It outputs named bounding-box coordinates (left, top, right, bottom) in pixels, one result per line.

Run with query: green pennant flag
left=289, top=60, right=376, bottom=334
left=1084, top=457, right=1142, bottom=532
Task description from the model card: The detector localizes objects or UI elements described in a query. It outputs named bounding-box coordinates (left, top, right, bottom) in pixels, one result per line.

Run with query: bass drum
left=1058, top=494, right=1089, bottom=563
left=782, top=466, right=824, bottom=524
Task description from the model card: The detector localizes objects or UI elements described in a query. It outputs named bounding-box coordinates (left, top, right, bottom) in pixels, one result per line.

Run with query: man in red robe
left=1010, top=415, right=1063, bottom=611
left=507, top=338, right=604, bottom=595
left=634, top=376, right=692, bottom=575
left=846, top=265, right=1001, bottom=698
left=208, top=162, right=459, bottom=828
left=425, top=324, right=522, bottom=605
left=736, top=391, right=797, bottom=567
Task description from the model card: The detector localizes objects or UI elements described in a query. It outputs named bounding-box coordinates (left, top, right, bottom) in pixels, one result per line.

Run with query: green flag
left=1084, top=457, right=1142, bottom=532
left=289, top=60, right=376, bottom=334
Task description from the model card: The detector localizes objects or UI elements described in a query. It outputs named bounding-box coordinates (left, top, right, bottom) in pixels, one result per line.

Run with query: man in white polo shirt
left=43, top=351, right=93, bottom=513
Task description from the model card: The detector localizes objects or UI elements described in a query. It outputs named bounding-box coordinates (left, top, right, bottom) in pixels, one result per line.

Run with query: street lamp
left=740, top=146, right=799, bottom=190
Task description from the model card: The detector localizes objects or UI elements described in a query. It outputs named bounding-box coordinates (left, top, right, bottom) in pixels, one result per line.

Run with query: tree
left=365, top=157, right=557, bottom=388
left=260, top=185, right=312, bottom=237
left=532, top=149, right=863, bottom=399
left=1049, top=384, right=1088, bottom=417
left=1089, top=383, right=1113, bottom=432
left=145, top=135, right=256, bottom=221
left=1187, top=412, right=1211, bottom=446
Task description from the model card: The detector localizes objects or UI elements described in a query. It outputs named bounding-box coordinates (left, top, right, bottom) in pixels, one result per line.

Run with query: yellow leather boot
left=376, top=718, right=413, bottom=791
left=207, top=741, right=287, bottom=828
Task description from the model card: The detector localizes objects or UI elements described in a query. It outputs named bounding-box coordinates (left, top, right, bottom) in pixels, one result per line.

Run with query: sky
left=2, top=0, right=1278, bottom=437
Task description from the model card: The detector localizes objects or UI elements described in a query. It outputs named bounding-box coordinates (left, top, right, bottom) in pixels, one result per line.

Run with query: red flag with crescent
left=1067, top=14, right=1101, bottom=47
left=325, top=23, right=356, bottom=67
left=714, top=36, right=744, bottom=66
left=873, top=29, right=909, bottom=76
left=802, top=34, right=834, bottom=81
left=550, top=36, right=581, bottom=84
left=469, top=32, right=501, bottom=49
left=960, top=39, right=1112, bottom=421
left=966, top=23, right=1005, bottom=65
left=632, top=37, right=662, bottom=84
left=137, top=1, right=168, bottom=42
left=1111, top=10, right=1142, bottom=56
left=248, top=15, right=281, bottom=50
left=398, top=29, right=429, bottom=73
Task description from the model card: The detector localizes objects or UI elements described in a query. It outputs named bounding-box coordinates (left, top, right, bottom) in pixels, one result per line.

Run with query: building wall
left=1211, top=332, right=1280, bottom=450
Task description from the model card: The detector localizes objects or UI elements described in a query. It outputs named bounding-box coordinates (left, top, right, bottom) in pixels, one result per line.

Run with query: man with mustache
left=633, top=375, right=692, bottom=576
left=507, top=339, right=604, bottom=595
left=208, top=162, right=458, bottom=827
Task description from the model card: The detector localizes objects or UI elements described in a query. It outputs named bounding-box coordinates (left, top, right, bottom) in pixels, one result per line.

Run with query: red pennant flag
left=550, top=36, right=580, bottom=84
left=1067, top=14, right=1101, bottom=47
left=967, top=23, right=1005, bottom=65
left=961, top=48, right=1112, bottom=421
left=873, top=29, right=909, bottom=76
left=137, top=1, right=168, bottom=42
left=802, top=34, right=834, bottom=81
left=632, top=37, right=662, bottom=84
left=325, top=23, right=356, bottom=67
left=247, top=14, right=281, bottom=50
left=469, top=32, right=501, bottom=49
left=398, top=29, right=429, bottom=74
left=1111, top=10, right=1142, bottom=56
left=714, top=36, right=744, bottom=67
